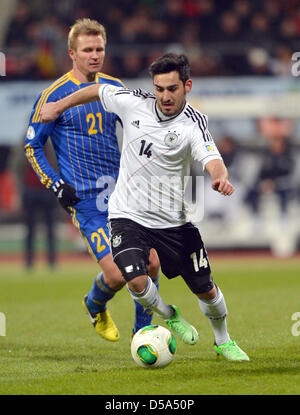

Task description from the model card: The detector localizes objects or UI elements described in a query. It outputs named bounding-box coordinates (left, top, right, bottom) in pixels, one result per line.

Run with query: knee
left=196, top=284, right=217, bottom=301
left=148, top=249, right=160, bottom=278
left=102, top=265, right=126, bottom=291
left=127, top=275, right=148, bottom=293
left=104, top=271, right=126, bottom=291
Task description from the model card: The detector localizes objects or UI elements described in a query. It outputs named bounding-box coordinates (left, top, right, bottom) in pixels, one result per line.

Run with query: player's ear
left=69, top=49, right=75, bottom=62
left=185, top=79, right=192, bottom=93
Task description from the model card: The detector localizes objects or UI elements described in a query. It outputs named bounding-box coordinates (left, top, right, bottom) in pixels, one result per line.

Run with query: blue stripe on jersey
left=25, top=72, right=122, bottom=199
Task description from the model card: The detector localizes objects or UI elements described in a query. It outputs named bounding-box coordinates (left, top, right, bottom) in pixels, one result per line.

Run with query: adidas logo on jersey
left=131, top=120, right=140, bottom=128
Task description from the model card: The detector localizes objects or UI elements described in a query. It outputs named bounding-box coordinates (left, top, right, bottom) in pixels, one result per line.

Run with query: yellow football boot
left=82, top=295, right=120, bottom=342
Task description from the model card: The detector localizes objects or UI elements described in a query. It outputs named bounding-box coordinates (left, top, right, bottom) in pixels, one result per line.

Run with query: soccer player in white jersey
left=40, top=53, right=249, bottom=360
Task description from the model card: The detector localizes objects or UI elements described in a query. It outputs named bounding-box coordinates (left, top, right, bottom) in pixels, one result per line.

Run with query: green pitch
left=0, top=256, right=299, bottom=395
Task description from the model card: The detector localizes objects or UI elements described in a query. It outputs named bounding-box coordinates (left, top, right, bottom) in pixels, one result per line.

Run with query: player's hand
left=211, top=178, right=234, bottom=196
left=40, top=102, right=61, bottom=123
left=52, top=179, right=80, bottom=212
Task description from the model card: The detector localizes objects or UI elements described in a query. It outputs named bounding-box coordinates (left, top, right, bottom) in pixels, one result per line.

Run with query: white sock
left=198, top=286, right=230, bottom=345
left=127, top=276, right=172, bottom=320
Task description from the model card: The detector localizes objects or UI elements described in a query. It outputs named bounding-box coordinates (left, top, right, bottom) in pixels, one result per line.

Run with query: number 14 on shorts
left=190, top=249, right=208, bottom=272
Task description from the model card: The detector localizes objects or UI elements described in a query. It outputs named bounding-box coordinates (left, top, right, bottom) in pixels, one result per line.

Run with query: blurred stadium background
left=1, top=0, right=300, bottom=266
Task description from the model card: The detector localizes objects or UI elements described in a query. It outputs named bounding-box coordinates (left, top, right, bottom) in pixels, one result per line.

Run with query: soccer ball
left=131, top=325, right=176, bottom=369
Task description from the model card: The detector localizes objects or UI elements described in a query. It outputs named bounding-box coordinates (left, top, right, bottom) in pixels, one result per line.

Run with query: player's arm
left=24, top=120, right=60, bottom=189
left=205, top=159, right=234, bottom=196
left=40, top=84, right=100, bottom=123
left=25, top=96, right=80, bottom=211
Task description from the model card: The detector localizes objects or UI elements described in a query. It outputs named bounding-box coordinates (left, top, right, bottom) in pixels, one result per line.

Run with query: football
left=131, top=325, right=176, bottom=369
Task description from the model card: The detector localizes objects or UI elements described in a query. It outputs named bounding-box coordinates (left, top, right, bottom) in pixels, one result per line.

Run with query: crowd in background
left=3, top=0, right=300, bottom=80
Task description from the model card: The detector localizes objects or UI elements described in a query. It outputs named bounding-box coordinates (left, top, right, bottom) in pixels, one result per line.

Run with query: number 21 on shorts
left=91, top=227, right=109, bottom=253
left=190, top=249, right=208, bottom=272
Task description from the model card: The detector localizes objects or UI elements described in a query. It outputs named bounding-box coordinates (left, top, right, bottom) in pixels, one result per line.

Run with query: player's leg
left=128, top=274, right=172, bottom=318
left=84, top=253, right=125, bottom=341
left=86, top=243, right=160, bottom=339
left=87, top=253, right=125, bottom=312
left=68, top=203, right=123, bottom=341
left=197, top=285, right=249, bottom=361
left=109, top=219, right=169, bottom=319
left=197, top=284, right=230, bottom=346
left=71, top=200, right=159, bottom=340
left=109, top=218, right=198, bottom=345
left=127, top=274, right=198, bottom=345
left=85, top=248, right=160, bottom=341
left=196, top=282, right=250, bottom=361
left=132, top=248, right=160, bottom=335
left=180, top=223, right=249, bottom=361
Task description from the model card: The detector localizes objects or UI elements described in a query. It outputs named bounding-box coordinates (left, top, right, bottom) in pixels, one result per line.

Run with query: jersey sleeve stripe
left=132, top=89, right=155, bottom=99
left=24, top=144, right=54, bottom=188
left=185, top=105, right=211, bottom=142
left=185, top=106, right=201, bottom=129
left=206, top=130, right=213, bottom=142
left=194, top=111, right=207, bottom=134
left=194, top=112, right=212, bottom=142
left=194, top=112, right=209, bottom=142
left=32, top=74, right=69, bottom=123
left=190, top=107, right=208, bottom=131
left=32, top=75, right=68, bottom=123
left=115, top=91, right=131, bottom=96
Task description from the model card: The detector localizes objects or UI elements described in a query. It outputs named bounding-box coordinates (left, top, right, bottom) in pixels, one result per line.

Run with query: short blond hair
left=68, top=18, right=107, bottom=50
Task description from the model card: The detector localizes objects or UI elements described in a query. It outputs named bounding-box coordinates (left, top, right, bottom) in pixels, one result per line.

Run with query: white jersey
left=99, top=84, right=222, bottom=228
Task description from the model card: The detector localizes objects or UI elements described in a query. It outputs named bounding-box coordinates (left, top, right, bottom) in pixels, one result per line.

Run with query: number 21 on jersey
left=86, top=113, right=103, bottom=135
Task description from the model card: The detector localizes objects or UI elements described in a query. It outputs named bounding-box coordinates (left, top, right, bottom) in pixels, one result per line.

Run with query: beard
left=159, top=101, right=185, bottom=117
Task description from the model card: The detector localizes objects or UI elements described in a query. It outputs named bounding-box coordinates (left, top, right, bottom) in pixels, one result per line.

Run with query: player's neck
left=70, top=68, right=97, bottom=84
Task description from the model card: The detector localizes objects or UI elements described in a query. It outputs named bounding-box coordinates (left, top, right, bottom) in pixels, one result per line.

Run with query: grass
left=0, top=256, right=300, bottom=395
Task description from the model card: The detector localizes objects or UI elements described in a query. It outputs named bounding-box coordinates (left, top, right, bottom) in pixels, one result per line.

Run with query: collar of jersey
left=67, top=71, right=101, bottom=86
left=154, top=101, right=187, bottom=123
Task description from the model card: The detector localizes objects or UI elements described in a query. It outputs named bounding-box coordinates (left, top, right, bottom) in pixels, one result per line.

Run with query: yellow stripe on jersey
left=97, top=72, right=126, bottom=87
left=82, top=233, right=98, bottom=262
left=69, top=207, right=98, bottom=261
left=33, top=72, right=124, bottom=123
left=67, top=71, right=81, bottom=86
left=65, top=71, right=124, bottom=87
left=32, top=74, right=70, bottom=123
left=32, top=71, right=124, bottom=124
left=24, top=144, right=53, bottom=188
left=69, top=206, right=80, bottom=229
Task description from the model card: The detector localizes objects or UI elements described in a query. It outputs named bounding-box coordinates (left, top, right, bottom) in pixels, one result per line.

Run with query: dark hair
left=148, top=53, right=190, bottom=84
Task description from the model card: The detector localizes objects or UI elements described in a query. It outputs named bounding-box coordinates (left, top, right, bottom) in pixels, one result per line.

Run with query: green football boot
left=166, top=305, right=198, bottom=345
left=214, top=340, right=250, bottom=361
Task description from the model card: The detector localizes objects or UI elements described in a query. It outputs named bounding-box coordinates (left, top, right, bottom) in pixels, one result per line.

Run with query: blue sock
left=86, top=273, right=117, bottom=314
left=133, top=275, right=160, bottom=333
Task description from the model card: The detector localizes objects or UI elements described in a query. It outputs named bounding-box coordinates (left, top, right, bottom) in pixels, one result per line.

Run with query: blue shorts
left=69, top=198, right=110, bottom=262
